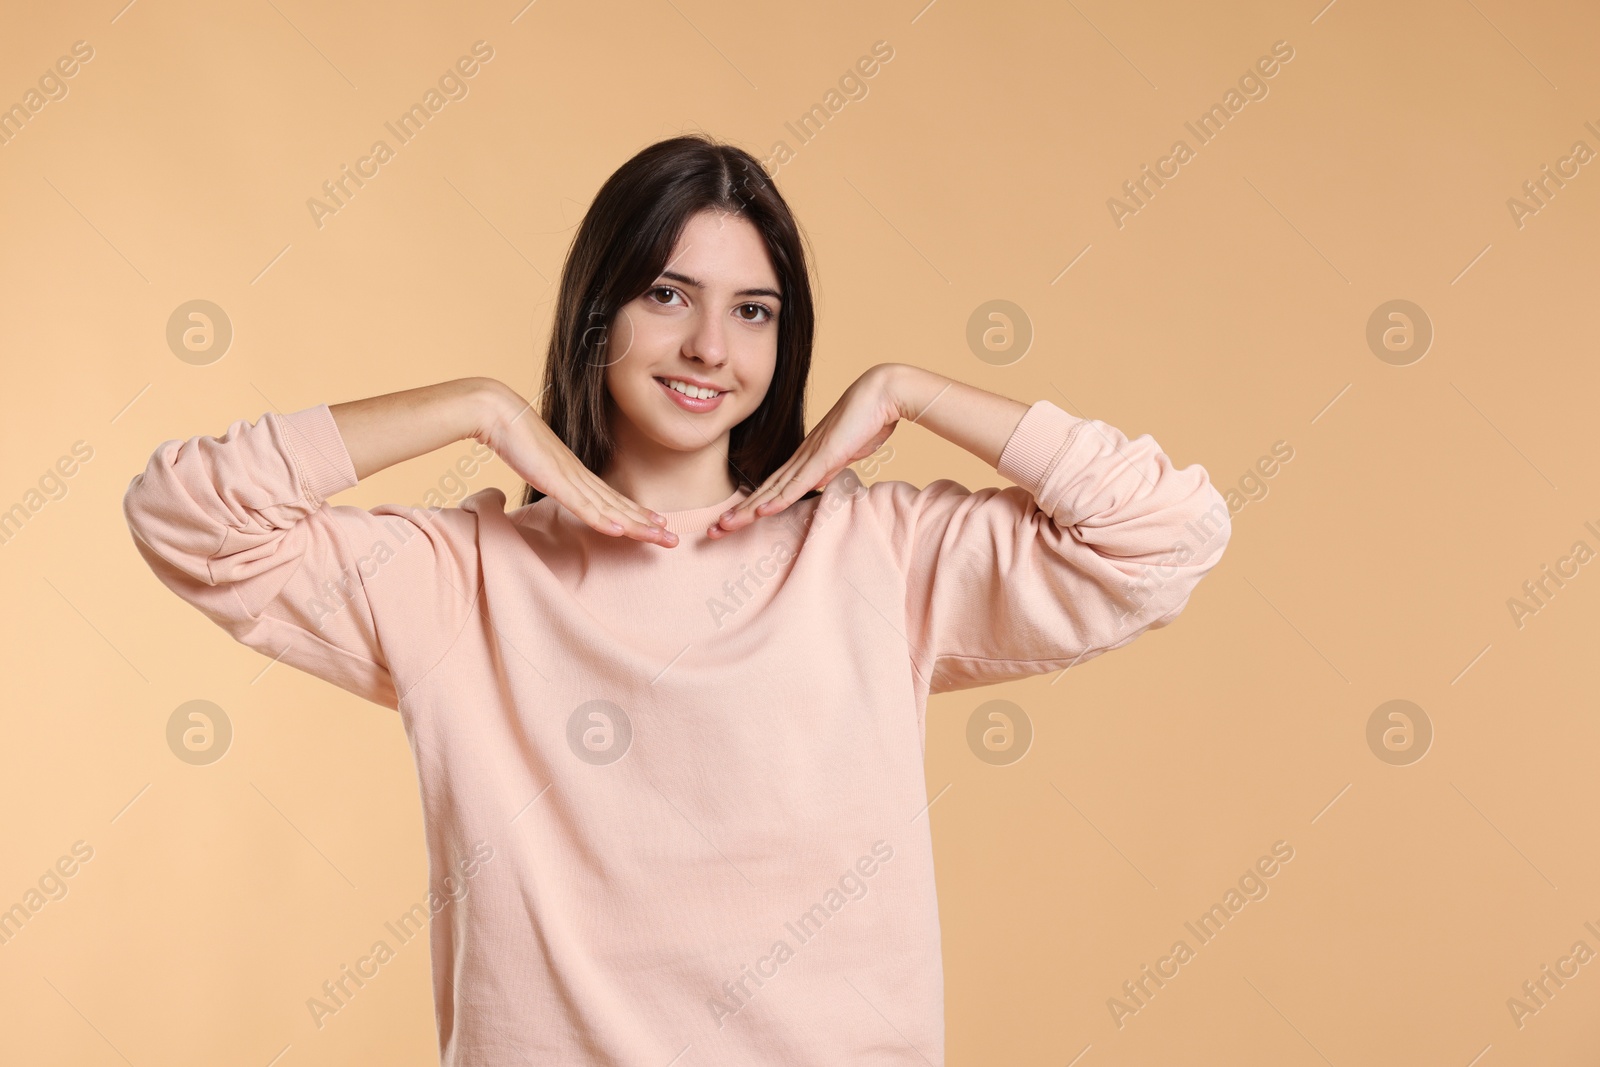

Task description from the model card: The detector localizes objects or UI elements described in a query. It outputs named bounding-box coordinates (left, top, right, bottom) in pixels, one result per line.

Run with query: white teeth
left=662, top=378, right=720, bottom=400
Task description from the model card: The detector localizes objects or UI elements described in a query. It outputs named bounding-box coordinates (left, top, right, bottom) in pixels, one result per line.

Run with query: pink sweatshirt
left=123, top=397, right=1230, bottom=1065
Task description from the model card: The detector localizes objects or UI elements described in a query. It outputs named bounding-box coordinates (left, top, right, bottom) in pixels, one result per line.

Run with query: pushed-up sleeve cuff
left=995, top=399, right=1087, bottom=495
left=278, top=403, right=361, bottom=506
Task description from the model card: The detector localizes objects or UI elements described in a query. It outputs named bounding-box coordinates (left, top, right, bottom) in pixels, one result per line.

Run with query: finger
left=717, top=455, right=822, bottom=531
left=563, top=474, right=678, bottom=546
left=754, top=460, right=825, bottom=516
left=742, top=434, right=822, bottom=511
left=726, top=471, right=786, bottom=523
left=583, top=470, right=670, bottom=530
left=597, top=494, right=678, bottom=545
left=568, top=466, right=674, bottom=535
left=594, top=501, right=679, bottom=544
left=516, top=424, right=666, bottom=532
left=717, top=452, right=804, bottom=529
left=512, top=418, right=673, bottom=543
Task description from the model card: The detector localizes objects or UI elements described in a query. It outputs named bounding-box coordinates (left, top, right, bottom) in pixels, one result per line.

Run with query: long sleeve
left=122, top=403, right=482, bottom=710
left=864, top=399, right=1232, bottom=694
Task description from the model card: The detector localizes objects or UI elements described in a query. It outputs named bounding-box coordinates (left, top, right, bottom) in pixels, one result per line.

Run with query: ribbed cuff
left=278, top=403, right=360, bottom=506
left=995, top=399, right=1086, bottom=494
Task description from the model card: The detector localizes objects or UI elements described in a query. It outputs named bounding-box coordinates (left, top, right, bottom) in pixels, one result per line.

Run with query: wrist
left=459, top=378, right=528, bottom=444
left=879, top=363, right=945, bottom=422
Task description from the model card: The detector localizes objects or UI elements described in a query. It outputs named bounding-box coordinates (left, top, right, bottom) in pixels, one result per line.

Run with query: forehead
left=661, top=210, right=779, bottom=289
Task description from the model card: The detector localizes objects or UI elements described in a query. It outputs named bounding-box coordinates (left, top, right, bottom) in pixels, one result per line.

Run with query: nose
left=684, top=307, right=729, bottom=369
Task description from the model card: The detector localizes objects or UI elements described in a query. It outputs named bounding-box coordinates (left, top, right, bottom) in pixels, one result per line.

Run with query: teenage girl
left=124, top=134, right=1231, bottom=1066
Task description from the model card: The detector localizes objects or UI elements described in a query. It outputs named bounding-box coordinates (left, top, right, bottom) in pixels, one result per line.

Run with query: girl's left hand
left=708, top=363, right=905, bottom=537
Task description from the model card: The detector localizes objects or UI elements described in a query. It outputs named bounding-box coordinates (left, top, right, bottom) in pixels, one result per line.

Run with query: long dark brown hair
left=518, top=134, right=818, bottom=509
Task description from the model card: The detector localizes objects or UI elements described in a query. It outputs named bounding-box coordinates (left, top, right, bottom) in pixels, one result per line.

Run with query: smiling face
left=601, top=208, right=782, bottom=478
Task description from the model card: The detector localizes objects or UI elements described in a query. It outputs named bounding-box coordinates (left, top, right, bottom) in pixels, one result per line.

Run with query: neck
left=601, top=424, right=740, bottom=513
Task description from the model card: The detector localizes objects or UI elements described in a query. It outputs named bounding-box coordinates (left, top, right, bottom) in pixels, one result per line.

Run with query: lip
left=656, top=373, right=727, bottom=392
left=654, top=375, right=728, bottom=413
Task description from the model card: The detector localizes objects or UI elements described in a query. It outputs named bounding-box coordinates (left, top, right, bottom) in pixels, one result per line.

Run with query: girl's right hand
left=471, top=382, right=678, bottom=547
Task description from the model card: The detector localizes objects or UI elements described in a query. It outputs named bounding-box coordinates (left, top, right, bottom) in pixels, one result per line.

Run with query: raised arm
left=866, top=364, right=1232, bottom=693
left=123, top=373, right=698, bottom=707
left=329, top=377, right=500, bottom=480
left=887, top=363, right=1031, bottom=470
left=121, top=378, right=506, bottom=708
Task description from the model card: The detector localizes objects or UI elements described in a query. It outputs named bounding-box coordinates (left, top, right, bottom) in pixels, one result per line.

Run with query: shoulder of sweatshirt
left=497, top=492, right=596, bottom=556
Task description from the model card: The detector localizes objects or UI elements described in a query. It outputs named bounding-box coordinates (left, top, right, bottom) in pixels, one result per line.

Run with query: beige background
left=2, top=0, right=1597, bottom=1063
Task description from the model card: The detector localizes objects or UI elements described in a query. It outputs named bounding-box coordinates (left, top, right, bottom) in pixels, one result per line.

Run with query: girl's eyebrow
left=658, top=269, right=782, bottom=302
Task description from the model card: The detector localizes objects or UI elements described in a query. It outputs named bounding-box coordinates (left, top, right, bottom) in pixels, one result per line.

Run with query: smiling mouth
left=654, top=376, right=726, bottom=400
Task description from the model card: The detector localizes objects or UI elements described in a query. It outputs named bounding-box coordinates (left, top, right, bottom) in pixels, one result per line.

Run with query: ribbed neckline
left=654, top=484, right=752, bottom=536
